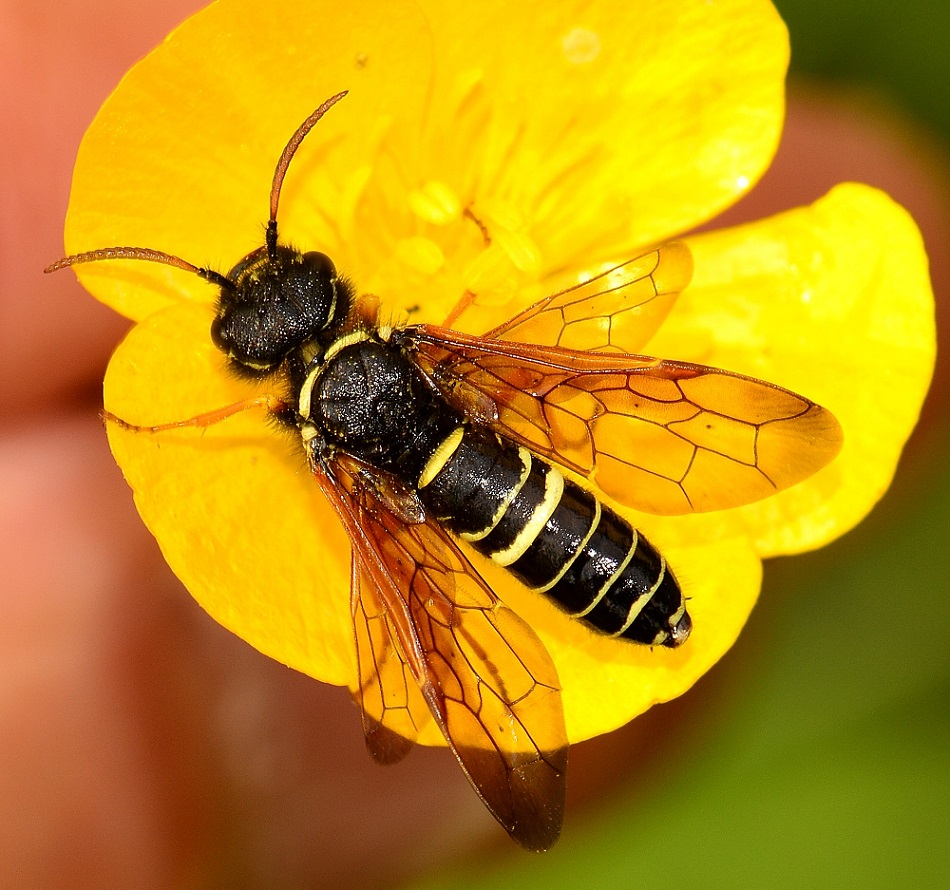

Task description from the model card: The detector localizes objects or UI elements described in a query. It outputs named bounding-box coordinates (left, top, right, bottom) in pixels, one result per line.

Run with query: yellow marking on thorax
left=417, top=426, right=465, bottom=489
left=298, top=329, right=372, bottom=420
left=297, top=363, right=323, bottom=420
left=324, top=328, right=371, bottom=362
left=490, top=465, right=565, bottom=568
left=300, top=340, right=321, bottom=365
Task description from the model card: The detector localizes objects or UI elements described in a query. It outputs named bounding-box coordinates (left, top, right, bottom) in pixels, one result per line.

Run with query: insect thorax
left=302, top=333, right=463, bottom=477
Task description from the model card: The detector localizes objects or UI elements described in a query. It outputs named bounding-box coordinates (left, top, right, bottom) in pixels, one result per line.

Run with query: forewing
left=485, top=242, right=692, bottom=354
left=410, top=330, right=843, bottom=515
left=307, top=457, right=431, bottom=764
left=316, top=452, right=568, bottom=851
left=351, top=555, right=431, bottom=765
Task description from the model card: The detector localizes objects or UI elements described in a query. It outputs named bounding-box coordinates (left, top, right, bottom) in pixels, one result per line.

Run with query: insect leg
left=101, top=395, right=289, bottom=433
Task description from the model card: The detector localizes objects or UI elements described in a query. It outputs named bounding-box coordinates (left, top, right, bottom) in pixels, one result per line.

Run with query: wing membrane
left=311, top=451, right=567, bottom=850
left=352, top=557, right=430, bottom=764
left=485, top=241, right=692, bottom=354
left=409, top=329, right=843, bottom=515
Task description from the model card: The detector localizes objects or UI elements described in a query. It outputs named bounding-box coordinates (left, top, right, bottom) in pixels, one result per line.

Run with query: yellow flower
left=61, top=0, right=933, bottom=749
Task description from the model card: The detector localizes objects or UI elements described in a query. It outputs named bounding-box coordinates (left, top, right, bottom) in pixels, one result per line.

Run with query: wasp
left=47, top=91, right=843, bottom=850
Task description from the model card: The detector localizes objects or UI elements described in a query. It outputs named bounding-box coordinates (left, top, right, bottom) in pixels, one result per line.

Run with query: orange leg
left=101, top=395, right=289, bottom=433
left=440, top=290, right=478, bottom=329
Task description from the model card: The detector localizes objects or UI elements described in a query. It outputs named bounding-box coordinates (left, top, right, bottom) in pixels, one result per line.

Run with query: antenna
left=45, top=92, right=350, bottom=282
left=266, top=90, right=349, bottom=259
left=43, top=246, right=232, bottom=290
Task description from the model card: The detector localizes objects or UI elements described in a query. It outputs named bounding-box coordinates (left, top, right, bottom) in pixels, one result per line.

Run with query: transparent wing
left=485, top=241, right=692, bottom=354
left=409, top=329, right=843, bottom=515
left=351, top=553, right=432, bottom=764
left=311, top=452, right=568, bottom=851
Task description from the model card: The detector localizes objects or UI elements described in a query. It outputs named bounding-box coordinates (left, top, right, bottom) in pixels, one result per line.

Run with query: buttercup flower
left=60, top=0, right=933, bottom=755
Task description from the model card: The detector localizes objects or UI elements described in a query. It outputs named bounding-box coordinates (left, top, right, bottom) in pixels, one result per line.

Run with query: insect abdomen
left=418, top=427, right=691, bottom=648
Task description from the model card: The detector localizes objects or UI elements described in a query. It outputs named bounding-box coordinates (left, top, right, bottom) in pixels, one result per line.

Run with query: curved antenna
left=266, top=89, right=349, bottom=258
left=44, top=246, right=233, bottom=290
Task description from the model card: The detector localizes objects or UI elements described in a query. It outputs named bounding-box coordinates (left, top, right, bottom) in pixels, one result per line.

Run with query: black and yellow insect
left=47, top=91, right=843, bottom=851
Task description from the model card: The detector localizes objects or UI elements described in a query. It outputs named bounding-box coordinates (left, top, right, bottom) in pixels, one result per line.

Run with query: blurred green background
left=411, top=1, right=950, bottom=887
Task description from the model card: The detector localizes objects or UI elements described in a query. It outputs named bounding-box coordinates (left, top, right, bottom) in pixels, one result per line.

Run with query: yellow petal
left=104, top=302, right=354, bottom=685
left=63, top=0, right=933, bottom=751
left=65, top=0, right=787, bottom=328
left=64, top=0, right=435, bottom=321
left=468, top=520, right=764, bottom=744
left=649, top=184, right=936, bottom=556
left=107, top=299, right=763, bottom=744
left=101, top=183, right=934, bottom=747
left=409, top=0, right=788, bottom=262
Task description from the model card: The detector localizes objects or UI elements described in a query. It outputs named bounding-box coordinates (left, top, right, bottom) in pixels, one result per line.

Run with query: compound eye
left=278, top=251, right=339, bottom=332
left=301, top=251, right=336, bottom=278
left=209, top=308, right=282, bottom=373
left=210, top=313, right=226, bottom=351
